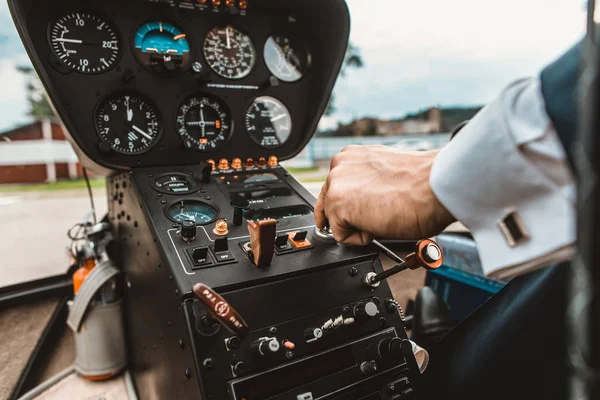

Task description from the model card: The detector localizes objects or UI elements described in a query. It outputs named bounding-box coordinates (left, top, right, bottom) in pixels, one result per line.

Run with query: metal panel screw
left=184, top=368, right=192, bottom=379
left=179, top=339, right=185, bottom=349
left=349, top=267, right=358, bottom=276
left=203, top=358, right=214, bottom=370
left=269, top=327, right=277, bottom=335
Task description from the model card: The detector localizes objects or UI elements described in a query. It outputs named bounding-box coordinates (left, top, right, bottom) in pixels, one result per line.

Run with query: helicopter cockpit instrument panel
left=10, top=0, right=341, bottom=170
left=9, top=0, right=423, bottom=399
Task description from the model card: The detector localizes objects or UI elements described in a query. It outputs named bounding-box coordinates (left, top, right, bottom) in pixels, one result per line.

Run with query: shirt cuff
left=430, top=78, right=576, bottom=279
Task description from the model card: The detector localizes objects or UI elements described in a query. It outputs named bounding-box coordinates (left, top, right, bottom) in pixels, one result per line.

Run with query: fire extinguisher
left=67, top=222, right=127, bottom=380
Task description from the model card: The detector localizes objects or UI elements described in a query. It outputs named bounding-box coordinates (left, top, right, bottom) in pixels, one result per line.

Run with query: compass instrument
left=263, top=35, right=309, bottom=82
left=134, top=21, right=191, bottom=75
left=245, top=96, right=292, bottom=149
left=48, top=12, right=120, bottom=74
left=204, top=25, right=255, bottom=79
left=176, top=94, right=233, bottom=152
left=95, top=93, right=161, bottom=155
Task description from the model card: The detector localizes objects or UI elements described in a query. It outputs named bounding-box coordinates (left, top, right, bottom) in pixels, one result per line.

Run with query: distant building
left=0, top=118, right=82, bottom=184
left=321, top=106, right=482, bottom=137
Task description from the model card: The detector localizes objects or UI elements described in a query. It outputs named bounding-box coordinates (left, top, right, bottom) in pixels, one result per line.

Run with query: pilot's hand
left=314, top=145, right=455, bottom=246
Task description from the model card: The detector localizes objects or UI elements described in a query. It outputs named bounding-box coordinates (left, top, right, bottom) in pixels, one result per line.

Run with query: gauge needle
left=53, top=38, right=83, bottom=44
left=226, top=27, right=231, bottom=49
left=132, top=125, right=153, bottom=140
left=270, top=114, right=287, bottom=122
left=125, top=96, right=133, bottom=122
left=199, top=108, right=206, bottom=137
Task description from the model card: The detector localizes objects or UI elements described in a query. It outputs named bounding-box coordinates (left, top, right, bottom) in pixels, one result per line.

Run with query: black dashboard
left=9, top=0, right=349, bottom=171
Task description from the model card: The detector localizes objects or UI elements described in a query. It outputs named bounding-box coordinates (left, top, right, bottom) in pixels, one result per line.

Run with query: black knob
left=231, top=198, right=249, bottom=226
left=354, top=301, right=379, bottom=319
left=233, top=361, right=247, bottom=376
left=181, top=220, right=196, bottom=242
left=378, top=337, right=404, bottom=361
left=201, top=164, right=212, bottom=183
left=360, top=360, right=378, bottom=375
left=252, top=338, right=280, bottom=357
left=304, top=327, right=323, bottom=342
left=227, top=336, right=241, bottom=350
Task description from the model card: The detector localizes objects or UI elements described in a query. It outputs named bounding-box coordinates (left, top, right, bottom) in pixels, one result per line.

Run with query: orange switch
left=225, top=0, right=235, bottom=6
left=214, top=220, right=229, bottom=236
left=282, top=340, right=295, bottom=350
left=212, top=0, right=221, bottom=5
left=207, top=159, right=216, bottom=170
left=268, top=155, right=278, bottom=167
left=218, top=158, right=229, bottom=170
left=245, top=158, right=254, bottom=168
left=239, top=0, right=248, bottom=9
left=257, top=157, right=267, bottom=167
left=197, top=0, right=207, bottom=3
left=287, top=231, right=311, bottom=249
left=231, top=158, right=242, bottom=169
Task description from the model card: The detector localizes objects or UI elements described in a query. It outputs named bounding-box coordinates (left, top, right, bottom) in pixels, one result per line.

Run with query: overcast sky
left=0, top=0, right=588, bottom=132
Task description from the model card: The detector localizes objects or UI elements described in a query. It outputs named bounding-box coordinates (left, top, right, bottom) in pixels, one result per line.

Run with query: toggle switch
left=212, top=237, right=235, bottom=263
left=188, top=247, right=212, bottom=267
left=275, top=234, right=292, bottom=251
left=288, top=231, right=311, bottom=249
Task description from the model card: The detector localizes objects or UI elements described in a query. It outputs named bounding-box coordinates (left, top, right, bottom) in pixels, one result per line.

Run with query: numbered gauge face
left=95, top=93, right=161, bottom=155
left=166, top=200, right=219, bottom=225
left=134, top=21, right=191, bottom=76
left=245, top=97, right=292, bottom=149
left=204, top=25, right=255, bottom=79
left=263, top=35, right=310, bottom=82
left=176, top=95, right=233, bottom=152
left=48, top=12, right=120, bottom=74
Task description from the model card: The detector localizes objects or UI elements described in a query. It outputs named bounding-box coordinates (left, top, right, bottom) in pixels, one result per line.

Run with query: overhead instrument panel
left=48, top=12, right=120, bottom=74
left=9, top=0, right=351, bottom=171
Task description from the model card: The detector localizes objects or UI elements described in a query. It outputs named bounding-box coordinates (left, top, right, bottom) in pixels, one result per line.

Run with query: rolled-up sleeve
left=430, top=78, right=576, bottom=279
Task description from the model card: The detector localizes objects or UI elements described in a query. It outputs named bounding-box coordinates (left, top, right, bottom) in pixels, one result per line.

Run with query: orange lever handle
left=192, top=282, right=249, bottom=338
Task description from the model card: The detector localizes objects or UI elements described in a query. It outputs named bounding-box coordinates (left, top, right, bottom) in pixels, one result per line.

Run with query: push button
left=188, top=247, right=212, bottom=267
left=287, top=231, right=311, bottom=249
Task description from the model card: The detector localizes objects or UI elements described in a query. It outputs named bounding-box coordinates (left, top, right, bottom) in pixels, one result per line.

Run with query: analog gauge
left=204, top=25, right=255, bottom=79
left=166, top=200, right=219, bottom=224
left=263, top=35, right=309, bottom=82
left=95, top=93, right=161, bottom=155
left=245, top=96, right=292, bottom=149
left=152, top=173, right=201, bottom=195
left=134, top=21, right=191, bottom=75
left=48, top=12, right=120, bottom=74
left=176, top=94, right=233, bottom=152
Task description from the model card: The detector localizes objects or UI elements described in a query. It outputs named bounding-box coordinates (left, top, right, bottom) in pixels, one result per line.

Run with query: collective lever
left=192, top=282, right=249, bottom=337
left=365, top=239, right=443, bottom=288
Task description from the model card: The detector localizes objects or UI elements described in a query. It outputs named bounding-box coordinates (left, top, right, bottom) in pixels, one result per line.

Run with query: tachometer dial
left=245, top=97, right=292, bottom=149
left=176, top=94, right=233, bottom=152
left=264, top=35, right=309, bottom=82
left=134, top=21, right=191, bottom=76
left=49, top=12, right=120, bottom=74
left=204, top=25, right=255, bottom=79
left=95, top=93, right=161, bottom=155
left=166, top=200, right=219, bottom=225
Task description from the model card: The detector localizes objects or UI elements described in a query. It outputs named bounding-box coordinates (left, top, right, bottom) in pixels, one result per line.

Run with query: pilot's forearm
left=430, top=78, right=576, bottom=279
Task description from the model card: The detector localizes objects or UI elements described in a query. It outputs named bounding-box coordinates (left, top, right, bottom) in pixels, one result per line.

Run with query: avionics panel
left=8, top=0, right=349, bottom=171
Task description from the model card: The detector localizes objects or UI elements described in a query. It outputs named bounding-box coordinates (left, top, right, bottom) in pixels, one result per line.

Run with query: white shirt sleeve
left=429, top=78, right=576, bottom=280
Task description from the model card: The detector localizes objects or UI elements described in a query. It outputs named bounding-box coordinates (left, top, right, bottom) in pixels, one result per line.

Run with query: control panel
left=9, top=0, right=347, bottom=171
